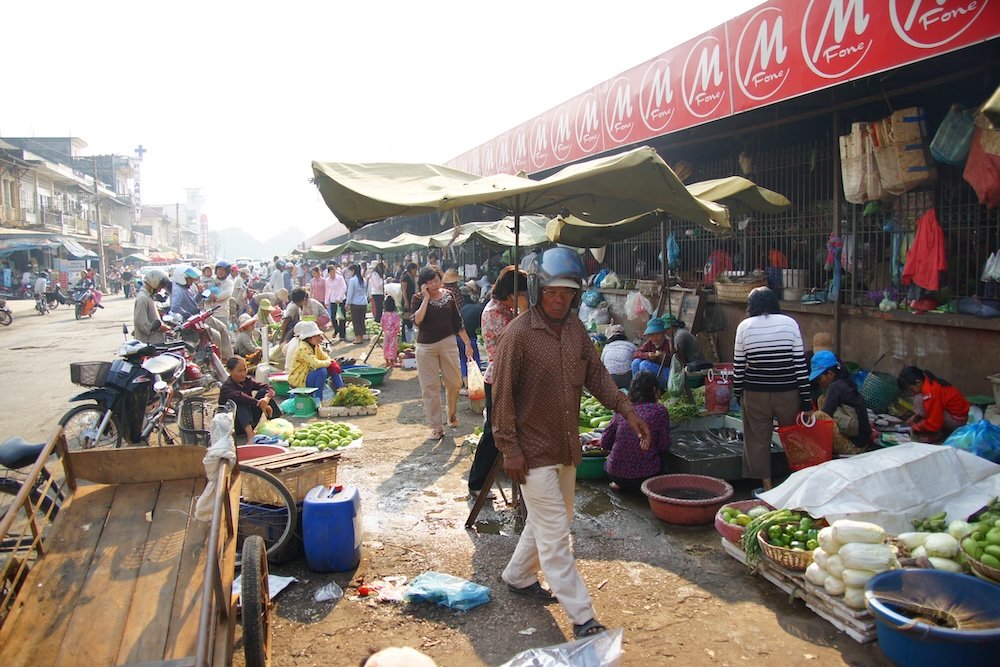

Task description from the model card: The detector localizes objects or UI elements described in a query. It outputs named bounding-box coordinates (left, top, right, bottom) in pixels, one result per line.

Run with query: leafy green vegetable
left=329, top=385, right=377, bottom=407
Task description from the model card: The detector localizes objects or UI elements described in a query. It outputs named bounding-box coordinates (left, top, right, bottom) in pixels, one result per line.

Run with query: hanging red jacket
left=901, top=208, right=946, bottom=291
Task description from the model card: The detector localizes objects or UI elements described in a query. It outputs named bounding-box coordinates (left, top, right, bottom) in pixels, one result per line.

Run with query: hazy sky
left=3, top=0, right=763, bottom=242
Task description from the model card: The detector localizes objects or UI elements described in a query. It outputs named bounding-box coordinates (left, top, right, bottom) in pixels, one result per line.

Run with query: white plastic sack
left=758, top=443, right=1000, bottom=535
left=499, top=628, right=623, bottom=667
left=194, top=411, right=236, bottom=521
left=601, top=271, right=621, bottom=289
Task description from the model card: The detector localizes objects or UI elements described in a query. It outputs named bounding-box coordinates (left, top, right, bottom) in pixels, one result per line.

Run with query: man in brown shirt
left=492, top=248, right=650, bottom=639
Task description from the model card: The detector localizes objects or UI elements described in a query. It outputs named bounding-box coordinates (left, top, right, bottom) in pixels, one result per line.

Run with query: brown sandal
left=448, top=414, right=459, bottom=429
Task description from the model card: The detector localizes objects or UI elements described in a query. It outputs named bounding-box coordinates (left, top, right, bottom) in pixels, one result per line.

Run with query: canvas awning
left=311, top=146, right=730, bottom=234
left=546, top=176, right=790, bottom=247
left=61, top=238, right=99, bottom=259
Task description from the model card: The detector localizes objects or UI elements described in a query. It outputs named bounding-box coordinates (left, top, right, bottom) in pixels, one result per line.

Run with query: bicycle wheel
left=59, top=405, right=122, bottom=450
left=237, top=465, right=297, bottom=563
left=240, top=535, right=271, bottom=667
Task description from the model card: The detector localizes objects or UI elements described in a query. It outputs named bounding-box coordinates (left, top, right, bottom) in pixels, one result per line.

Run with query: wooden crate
left=721, top=538, right=876, bottom=643
left=242, top=449, right=340, bottom=504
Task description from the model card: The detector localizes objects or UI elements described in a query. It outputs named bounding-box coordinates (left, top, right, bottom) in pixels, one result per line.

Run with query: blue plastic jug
left=302, top=485, right=362, bottom=572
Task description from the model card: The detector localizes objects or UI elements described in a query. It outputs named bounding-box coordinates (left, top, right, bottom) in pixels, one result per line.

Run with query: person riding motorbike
left=133, top=269, right=172, bottom=344
left=34, top=272, right=49, bottom=314
left=169, top=264, right=230, bottom=364
left=74, top=271, right=104, bottom=309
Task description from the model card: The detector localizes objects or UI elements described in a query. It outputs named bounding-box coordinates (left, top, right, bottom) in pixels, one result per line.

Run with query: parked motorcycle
left=0, top=298, right=12, bottom=326
left=164, top=306, right=228, bottom=383
left=45, top=286, right=66, bottom=310
left=71, top=287, right=97, bottom=320
left=59, top=340, right=204, bottom=450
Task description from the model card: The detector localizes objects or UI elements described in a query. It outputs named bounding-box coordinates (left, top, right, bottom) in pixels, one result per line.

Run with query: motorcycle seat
left=0, top=437, right=47, bottom=470
left=142, top=353, right=182, bottom=376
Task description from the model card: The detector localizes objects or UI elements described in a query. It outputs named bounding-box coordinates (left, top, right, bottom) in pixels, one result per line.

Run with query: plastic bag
left=313, top=581, right=343, bottom=603
left=589, top=303, right=611, bottom=326
left=403, top=571, right=490, bottom=611
left=705, top=363, right=734, bottom=414
left=666, top=354, right=684, bottom=397
left=778, top=413, right=834, bottom=471
left=583, top=289, right=603, bottom=308
left=943, top=420, right=1000, bottom=463
left=667, top=232, right=680, bottom=268
left=931, top=104, right=975, bottom=166
left=467, top=363, right=486, bottom=401
left=499, top=628, right=623, bottom=667
left=623, top=291, right=651, bottom=320
left=256, top=417, right=295, bottom=441
left=601, top=271, right=621, bottom=289
left=964, top=125, right=1000, bottom=208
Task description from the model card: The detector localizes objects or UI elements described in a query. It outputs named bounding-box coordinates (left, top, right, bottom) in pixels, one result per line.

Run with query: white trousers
left=502, top=464, right=595, bottom=625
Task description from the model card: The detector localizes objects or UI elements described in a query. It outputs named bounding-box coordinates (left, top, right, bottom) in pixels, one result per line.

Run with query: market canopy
left=311, top=146, right=730, bottom=233
left=61, top=238, right=98, bottom=259
left=305, top=216, right=553, bottom=259
left=546, top=176, right=791, bottom=247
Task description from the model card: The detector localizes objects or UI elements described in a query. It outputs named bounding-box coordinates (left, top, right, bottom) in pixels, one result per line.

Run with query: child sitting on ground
left=381, top=296, right=402, bottom=367
left=599, top=371, right=672, bottom=492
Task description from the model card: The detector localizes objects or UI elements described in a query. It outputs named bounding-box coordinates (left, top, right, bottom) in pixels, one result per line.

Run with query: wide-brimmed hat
left=258, top=298, right=274, bottom=312
left=465, top=279, right=479, bottom=293
left=643, top=318, right=667, bottom=335
left=813, top=332, right=834, bottom=352
left=296, top=320, right=323, bottom=339
left=237, top=313, right=255, bottom=330
left=276, top=288, right=288, bottom=301
left=809, top=349, right=840, bottom=381
left=442, top=268, right=460, bottom=284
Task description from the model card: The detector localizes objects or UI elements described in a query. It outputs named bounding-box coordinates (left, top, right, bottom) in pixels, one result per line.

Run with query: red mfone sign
left=449, top=0, right=1000, bottom=175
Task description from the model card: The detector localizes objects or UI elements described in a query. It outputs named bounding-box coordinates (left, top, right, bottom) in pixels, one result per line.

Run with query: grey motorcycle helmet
left=527, top=247, right=587, bottom=308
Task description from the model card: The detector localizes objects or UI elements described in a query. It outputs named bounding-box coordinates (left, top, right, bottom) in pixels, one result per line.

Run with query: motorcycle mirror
left=122, top=323, right=129, bottom=336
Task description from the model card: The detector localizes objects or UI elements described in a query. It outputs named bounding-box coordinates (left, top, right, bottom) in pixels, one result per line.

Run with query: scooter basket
left=178, top=397, right=217, bottom=446
left=70, top=361, right=112, bottom=387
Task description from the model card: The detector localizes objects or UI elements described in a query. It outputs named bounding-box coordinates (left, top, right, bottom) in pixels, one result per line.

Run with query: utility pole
left=176, top=203, right=182, bottom=256
left=92, top=157, right=108, bottom=292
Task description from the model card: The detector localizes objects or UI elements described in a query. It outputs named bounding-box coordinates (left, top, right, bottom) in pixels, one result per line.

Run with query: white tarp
left=759, top=443, right=1000, bottom=535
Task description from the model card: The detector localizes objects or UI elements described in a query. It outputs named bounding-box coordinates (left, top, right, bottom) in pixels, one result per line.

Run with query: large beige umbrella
left=545, top=176, right=790, bottom=248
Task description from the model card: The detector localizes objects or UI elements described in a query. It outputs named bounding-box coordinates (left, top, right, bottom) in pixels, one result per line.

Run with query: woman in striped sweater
left=733, top=287, right=811, bottom=491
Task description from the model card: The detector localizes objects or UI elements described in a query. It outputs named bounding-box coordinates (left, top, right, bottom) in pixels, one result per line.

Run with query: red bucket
left=778, top=413, right=834, bottom=471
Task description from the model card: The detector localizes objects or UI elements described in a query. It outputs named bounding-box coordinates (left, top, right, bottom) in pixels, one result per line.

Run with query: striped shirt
left=733, top=313, right=810, bottom=410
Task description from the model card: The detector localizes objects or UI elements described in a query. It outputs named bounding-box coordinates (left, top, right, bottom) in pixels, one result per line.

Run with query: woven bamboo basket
left=757, top=530, right=814, bottom=571
left=962, top=543, right=1000, bottom=584
left=714, top=279, right=767, bottom=303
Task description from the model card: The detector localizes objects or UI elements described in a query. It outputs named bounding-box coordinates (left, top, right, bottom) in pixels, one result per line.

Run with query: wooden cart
left=0, top=429, right=270, bottom=666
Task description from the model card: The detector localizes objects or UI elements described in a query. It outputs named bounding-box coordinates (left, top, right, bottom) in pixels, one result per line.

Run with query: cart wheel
left=241, top=535, right=271, bottom=667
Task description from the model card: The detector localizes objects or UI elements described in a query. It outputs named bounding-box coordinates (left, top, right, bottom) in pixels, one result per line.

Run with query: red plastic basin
left=236, top=444, right=287, bottom=462
left=641, top=474, right=734, bottom=525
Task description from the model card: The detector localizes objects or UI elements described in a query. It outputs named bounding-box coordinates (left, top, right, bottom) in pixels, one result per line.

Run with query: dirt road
left=0, top=294, right=889, bottom=666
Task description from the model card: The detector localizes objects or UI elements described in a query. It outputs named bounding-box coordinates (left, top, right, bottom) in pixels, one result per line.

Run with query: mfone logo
left=736, top=7, right=790, bottom=101
left=574, top=92, right=601, bottom=153
left=550, top=107, right=573, bottom=162
left=682, top=36, right=726, bottom=118
left=802, top=0, right=872, bottom=79
left=482, top=145, right=495, bottom=176
left=512, top=126, right=529, bottom=174
left=639, top=59, right=675, bottom=132
left=496, top=136, right=512, bottom=174
left=604, top=77, right=636, bottom=143
left=530, top=117, right=549, bottom=170
left=890, top=0, right=989, bottom=49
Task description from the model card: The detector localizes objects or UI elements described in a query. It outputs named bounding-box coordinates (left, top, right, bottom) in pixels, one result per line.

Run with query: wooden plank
left=55, top=482, right=160, bottom=666
left=116, top=478, right=199, bottom=665
left=68, top=446, right=207, bottom=485
left=0, top=484, right=114, bottom=665
left=212, top=471, right=242, bottom=667
left=720, top=538, right=877, bottom=643
left=245, top=449, right=340, bottom=468
left=163, top=478, right=210, bottom=661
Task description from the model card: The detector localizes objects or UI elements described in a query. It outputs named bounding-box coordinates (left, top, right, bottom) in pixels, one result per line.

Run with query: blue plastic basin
left=865, top=570, right=1000, bottom=667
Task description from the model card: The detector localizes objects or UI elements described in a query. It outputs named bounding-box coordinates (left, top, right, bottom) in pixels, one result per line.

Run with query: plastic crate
left=70, top=361, right=112, bottom=387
